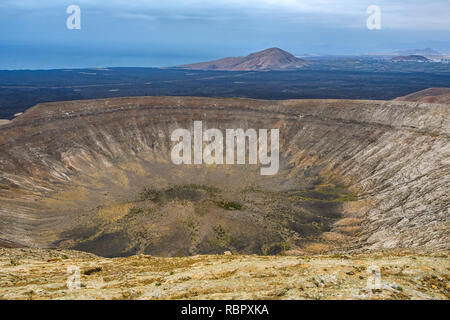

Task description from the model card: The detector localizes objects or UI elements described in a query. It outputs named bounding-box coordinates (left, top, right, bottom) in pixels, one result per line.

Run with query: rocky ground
left=0, top=248, right=448, bottom=300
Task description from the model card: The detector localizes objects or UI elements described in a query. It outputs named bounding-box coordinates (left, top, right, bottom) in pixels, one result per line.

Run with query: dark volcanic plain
left=1, top=59, right=450, bottom=120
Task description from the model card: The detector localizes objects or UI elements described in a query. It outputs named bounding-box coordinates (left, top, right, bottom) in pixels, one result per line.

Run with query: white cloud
left=115, top=13, right=156, bottom=21
left=1, top=0, right=449, bottom=30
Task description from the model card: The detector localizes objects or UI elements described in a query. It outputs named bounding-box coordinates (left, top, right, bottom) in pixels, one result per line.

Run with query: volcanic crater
left=0, top=96, right=448, bottom=257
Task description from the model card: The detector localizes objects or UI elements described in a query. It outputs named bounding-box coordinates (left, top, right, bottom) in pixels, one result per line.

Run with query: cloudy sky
left=0, top=0, right=449, bottom=69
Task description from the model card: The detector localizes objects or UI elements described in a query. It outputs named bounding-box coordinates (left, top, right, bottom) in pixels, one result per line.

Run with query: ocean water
left=0, top=45, right=209, bottom=70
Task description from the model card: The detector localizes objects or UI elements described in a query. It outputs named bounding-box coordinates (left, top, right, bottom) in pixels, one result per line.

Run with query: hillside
left=177, top=48, right=309, bottom=71
left=394, top=87, right=450, bottom=104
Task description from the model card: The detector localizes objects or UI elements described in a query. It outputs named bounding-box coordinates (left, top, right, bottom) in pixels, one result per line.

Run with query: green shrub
left=138, top=184, right=220, bottom=203
left=129, top=207, right=144, bottom=215
left=138, top=188, right=165, bottom=202
left=217, top=201, right=243, bottom=211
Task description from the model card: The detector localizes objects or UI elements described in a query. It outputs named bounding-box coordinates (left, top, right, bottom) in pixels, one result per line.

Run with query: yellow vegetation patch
left=38, top=186, right=93, bottom=209
left=303, top=243, right=332, bottom=254
left=98, top=203, right=136, bottom=223
left=342, top=199, right=373, bottom=215
left=334, top=218, right=362, bottom=227
left=322, top=232, right=350, bottom=242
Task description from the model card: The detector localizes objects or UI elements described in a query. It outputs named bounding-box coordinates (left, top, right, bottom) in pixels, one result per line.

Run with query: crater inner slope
left=0, top=97, right=448, bottom=256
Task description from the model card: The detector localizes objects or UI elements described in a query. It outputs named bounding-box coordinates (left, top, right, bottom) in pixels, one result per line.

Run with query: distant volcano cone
left=178, top=47, right=309, bottom=71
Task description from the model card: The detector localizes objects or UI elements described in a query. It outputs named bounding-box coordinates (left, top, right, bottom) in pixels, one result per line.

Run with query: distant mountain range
left=390, top=55, right=430, bottom=62
left=394, top=48, right=442, bottom=56
left=368, top=48, right=445, bottom=57
left=177, top=48, right=309, bottom=71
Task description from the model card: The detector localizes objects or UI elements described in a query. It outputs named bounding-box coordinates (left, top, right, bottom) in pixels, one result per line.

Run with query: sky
left=0, top=0, right=449, bottom=69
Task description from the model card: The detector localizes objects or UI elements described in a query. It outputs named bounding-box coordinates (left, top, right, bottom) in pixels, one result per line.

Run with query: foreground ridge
left=0, top=248, right=448, bottom=300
